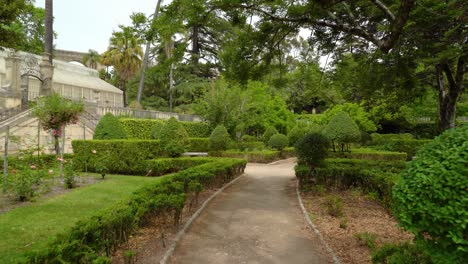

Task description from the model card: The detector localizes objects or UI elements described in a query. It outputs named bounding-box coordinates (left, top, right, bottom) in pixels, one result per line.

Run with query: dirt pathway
left=168, top=159, right=333, bottom=264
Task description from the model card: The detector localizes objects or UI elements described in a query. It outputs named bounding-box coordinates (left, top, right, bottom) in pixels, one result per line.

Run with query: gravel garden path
left=169, top=159, right=333, bottom=264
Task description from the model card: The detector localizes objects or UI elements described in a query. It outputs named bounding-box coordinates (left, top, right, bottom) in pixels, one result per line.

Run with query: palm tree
left=104, top=26, right=143, bottom=106
left=82, top=49, right=101, bottom=69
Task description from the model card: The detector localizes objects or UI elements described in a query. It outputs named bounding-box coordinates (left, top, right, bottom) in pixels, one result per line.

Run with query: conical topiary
left=209, top=125, right=230, bottom=151
left=263, top=126, right=278, bottom=144
left=93, top=113, right=127, bottom=139
left=157, top=117, right=189, bottom=157
left=323, top=111, right=360, bottom=152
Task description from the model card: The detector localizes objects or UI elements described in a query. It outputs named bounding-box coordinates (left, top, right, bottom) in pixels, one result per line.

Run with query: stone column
left=5, top=52, right=22, bottom=95
left=40, top=53, right=54, bottom=96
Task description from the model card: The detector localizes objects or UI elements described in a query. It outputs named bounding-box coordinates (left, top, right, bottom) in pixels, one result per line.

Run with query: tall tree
left=82, top=49, right=101, bottom=69
left=102, top=26, right=143, bottom=106
left=0, top=0, right=27, bottom=49
left=136, top=0, right=163, bottom=103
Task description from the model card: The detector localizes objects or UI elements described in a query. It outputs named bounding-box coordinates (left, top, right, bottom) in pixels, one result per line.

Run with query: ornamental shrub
left=157, top=117, right=189, bottom=157
left=393, top=125, right=468, bottom=262
left=287, top=124, right=322, bottom=147
left=209, top=125, right=230, bottom=151
left=323, top=112, right=361, bottom=152
left=94, top=113, right=127, bottom=140
left=262, top=126, right=278, bottom=143
left=321, top=103, right=377, bottom=133
left=268, top=134, right=288, bottom=151
left=295, top=132, right=329, bottom=167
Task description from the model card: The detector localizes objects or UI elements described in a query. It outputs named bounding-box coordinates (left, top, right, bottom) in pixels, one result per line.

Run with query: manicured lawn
left=0, top=175, right=159, bottom=263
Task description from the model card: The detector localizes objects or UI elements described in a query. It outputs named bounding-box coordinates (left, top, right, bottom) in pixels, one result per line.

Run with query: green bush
left=237, top=141, right=265, bottom=151
left=187, top=138, right=211, bottom=152
left=212, top=148, right=295, bottom=163
left=296, top=158, right=405, bottom=207
left=93, top=113, right=127, bottom=140
left=72, top=140, right=162, bottom=175
left=145, top=157, right=217, bottom=176
left=372, top=242, right=432, bottom=264
left=410, top=123, right=438, bottom=139
left=393, top=126, right=468, bottom=261
left=268, top=134, right=288, bottom=151
left=8, top=166, right=44, bottom=201
left=262, top=126, right=278, bottom=144
left=323, top=111, right=361, bottom=152
left=295, top=132, right=329, bottom=167
left=329, top=148, right=407, bottom=161
left=322, top=103, right=377, bottom=133
left=156, top=117, right=189, bottom=157
left=119, top=118, right=210, bottom=139
left=287, top=125, right=309, bottom=147
left=241, top=135, right=257, bottom=142
left=209, top=125, right=230, bottom=151
left=26, top=158, right=247, bottom=263
left=120, top=118, right=164, bottom=139
left=380, top=139, right=431, bottom=160
left=369, top=133, right=414, bottom=146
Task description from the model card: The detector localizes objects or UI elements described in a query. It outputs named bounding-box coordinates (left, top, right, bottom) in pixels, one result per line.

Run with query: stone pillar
left=40, top=53, right=54, bottom=96
left=5, top=52, right=22, bottom=95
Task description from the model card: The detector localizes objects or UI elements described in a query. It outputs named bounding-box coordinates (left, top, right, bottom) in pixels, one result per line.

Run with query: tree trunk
left=191, top=25, right=200, bottom=65
left=54, top=135, right=60, bottom=155
left=44, top=0, right=53, bottom=63
left=136, top=0, right=163, bottom=103
left=435, top=57, right=464, bottom=134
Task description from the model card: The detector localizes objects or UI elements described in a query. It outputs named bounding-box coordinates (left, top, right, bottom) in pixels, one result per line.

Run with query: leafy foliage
left=93, top=113, right=127, bottom=140
left=262, top=126, right=278, bottom=144
left=119, top=118, right=210, bottom=139
left=33, top=93, right=84, bottom=137
left=295, top=132, right=329, bottom=168
left=154, top=117, right=189, bottom=157
left=268, top=134, right=288, bottom=151
left=393, top=125, right=468, bottom=261
left=372, top=242, right=432, bottom=264
left=209, top=125, right=230, bottom=151
left=322, top=103, right=377, bottom=133
left=323, top=112, right=361, bottom=152
left=72, top=140, right=162, bottom=175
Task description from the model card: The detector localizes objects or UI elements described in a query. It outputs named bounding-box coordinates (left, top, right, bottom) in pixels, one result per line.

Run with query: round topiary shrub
left=209, top=125, right=230, bottom=151
left=323, top=111, right=360, bottom=152
left=262, top=126, right=278, bottom=144
left=157, top=117, right=189, bottom=157
left=295, top=132, right=329, bottom=168
left=393, top=125, right=468, bottom=262
left=288, top=124, right=322, bottom=147
left=268, top=133, right=288, bottom=151
left=93, top=113, right=127, bottom=139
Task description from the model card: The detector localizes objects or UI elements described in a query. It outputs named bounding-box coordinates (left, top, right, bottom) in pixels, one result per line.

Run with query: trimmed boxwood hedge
left=187, top=138, right=211, bottom=152
left=381, top=139, right=431, bottom=160
left=119, top=118, right=211, bottom=139
left=72, top=140, right=163, bottom=174
left=328, top=148, right=407, bottom=161
left=296, top=158, right=406, bottom=207
left=145, top=157, right=217, bottom=176
left=25, top=158, right=247, bottom=263
left=212, top=148, right=295, bottom=163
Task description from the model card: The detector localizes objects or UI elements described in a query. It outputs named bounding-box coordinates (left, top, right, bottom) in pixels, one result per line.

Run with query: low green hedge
left=187, top=138, right=211, bottom=152
left=369, top=133, right=414, bottom=146
left=119, top=118, right=211, bottom=139
left=145, top=157, right=217, bottom=176
left=380, top=139, right=431, bottom=160
left=329, top=148, right=407, bottom=161
left=26, top=158, right=247, bottom=263
left=72, top=140, right=163, bottom=174
left=296, top=158, right=406, bottom=207
left=212, top=147, right=295, bottom=163
left=237, top=141, right=265, bottom=151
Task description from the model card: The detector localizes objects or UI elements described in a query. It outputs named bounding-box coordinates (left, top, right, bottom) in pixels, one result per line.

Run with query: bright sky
left=34, top=0, right=170, bottom=53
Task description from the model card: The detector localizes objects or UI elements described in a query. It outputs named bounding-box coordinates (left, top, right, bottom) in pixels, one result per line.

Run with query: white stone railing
left=96, top=106, right=203, bottom=122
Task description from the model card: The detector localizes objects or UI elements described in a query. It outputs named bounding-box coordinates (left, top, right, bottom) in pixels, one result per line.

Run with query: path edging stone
left=296, top=180, right=342, bottom=264
left=159, top=172, right=245, bottom=264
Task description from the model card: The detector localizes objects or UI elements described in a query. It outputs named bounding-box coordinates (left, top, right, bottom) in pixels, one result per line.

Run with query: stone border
left=159, top=172, right=245, bottom=264
left=296, top=180, right=342, bottom=264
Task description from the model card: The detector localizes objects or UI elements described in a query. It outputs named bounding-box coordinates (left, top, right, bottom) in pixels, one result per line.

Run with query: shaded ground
left=302, top=190, right=413, bottom=264
left=169, top=159, right=332, bottom=264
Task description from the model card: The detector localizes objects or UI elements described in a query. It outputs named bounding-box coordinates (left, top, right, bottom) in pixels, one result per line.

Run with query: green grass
left=0, top=175, right=159, bottom=263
